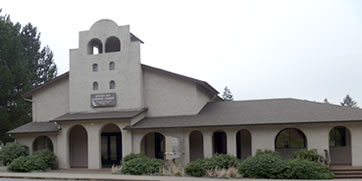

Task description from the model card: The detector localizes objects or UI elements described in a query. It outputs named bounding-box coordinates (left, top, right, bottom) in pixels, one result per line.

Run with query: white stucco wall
left=14, top=133, right=58, bottom=155
left=143, top=69, right=211, bottom=117
left=69, top=20, right=143, bottom=113
left=32, top=78, right=69, bottom=122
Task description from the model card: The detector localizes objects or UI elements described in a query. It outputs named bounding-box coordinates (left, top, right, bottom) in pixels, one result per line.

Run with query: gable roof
left=22, top=65, right=218, bottom=99
left=127, top=98, right=362, bottom=129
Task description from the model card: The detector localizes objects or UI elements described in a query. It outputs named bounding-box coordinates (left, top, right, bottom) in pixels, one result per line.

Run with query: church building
left=9, top=19, right=362, bottom=169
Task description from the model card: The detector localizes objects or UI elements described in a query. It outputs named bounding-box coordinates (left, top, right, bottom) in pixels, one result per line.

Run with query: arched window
left=105, top=36, right=121, bottom=53
left=33, top=136, right=53, bottom=152
left=329, top=126, right=347, bottom=147
left=109, top=61, right=115, bottom=70
left=87, top=38, right=103, bottom=55
left=92, top=64, right=98, bottom=72
left=93, top=81, right=98, bottom=90
left=275, top=128, right=306, bottom=149
left=110, top=80, right=115, bottom=89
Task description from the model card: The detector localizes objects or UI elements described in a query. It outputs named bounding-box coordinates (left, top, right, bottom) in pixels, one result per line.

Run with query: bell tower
left=69, top=19, right=144, bottom=113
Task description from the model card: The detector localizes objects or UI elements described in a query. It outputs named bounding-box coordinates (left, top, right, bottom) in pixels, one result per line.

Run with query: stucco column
left=350, top=125, right=362, bottom=166
left=184, top=132, right=190, bottom=164
left=227, top=131, right=237, bottom=156
left=122, top=129, right=133, bottom=157
left=203, top=131, right=213, bottom=158
left=165, top=136, right=173, bottom=160
left=57, top=126, right=70, bottom=169
left=86, top=124, right=101, bottom=169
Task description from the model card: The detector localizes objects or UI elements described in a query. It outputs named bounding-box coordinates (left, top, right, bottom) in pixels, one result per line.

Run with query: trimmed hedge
left=8, top=155, right=48, bottom=172
left=238, top=150, right=333, bottom=179
left=122, top=157, right=162, bottom=175
left=122, top=153, right=146, bottom=163
left=32, top=149, right=57, bottom=169
left=0, top=143, right=29, bottom=166
left=185, top=154, right=239, bottom=177
left=184, top=159, right=206, bottom=177
left=238, top=150, right=287, bottom=179
left=283, top=159, right=333, bottom=179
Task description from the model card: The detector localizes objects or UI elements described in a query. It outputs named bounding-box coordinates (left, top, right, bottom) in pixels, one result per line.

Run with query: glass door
left=101, top=133, right=122, bottom=167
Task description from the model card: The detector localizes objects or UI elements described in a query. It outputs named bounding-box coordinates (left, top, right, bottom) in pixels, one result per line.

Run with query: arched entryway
left=213, top=131, right=227, bottom=154
left=329, top=126, right=351, bottom=165
left=101, top=123, right=122, bottom=167
left=141, top=132, right=165, bottom=159
left=69, top=125, right=88, bottom=168
left=275, top=128, right=307, bottom=159
left=33, top=136, right=53, bottom=152
left=236, top=129, right=251, bottom=160
left=189, top=131, right=204, bottom=161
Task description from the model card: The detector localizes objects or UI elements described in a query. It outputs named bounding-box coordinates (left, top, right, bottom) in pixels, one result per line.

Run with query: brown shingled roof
left=52, top=109, right=147, bottom=122
left=8, top=122, right=60, bottom=134
left=22, top=65, right=218, bottom=98
left=127, top=98, right=362, bottom=129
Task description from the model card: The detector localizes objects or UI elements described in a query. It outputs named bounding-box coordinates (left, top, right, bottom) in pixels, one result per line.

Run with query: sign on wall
left=91, top=93, right=117, bottom=108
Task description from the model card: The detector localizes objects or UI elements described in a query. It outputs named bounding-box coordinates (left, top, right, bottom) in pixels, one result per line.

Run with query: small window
left=110, top=80, right=115, bottom=89
left=329, top=127, right=346, bottom=147
left=109, top=61, right=115, bottom=70
left=93, top=81, right=98, bottom=90
left=92, top=64, right=98, bottom=72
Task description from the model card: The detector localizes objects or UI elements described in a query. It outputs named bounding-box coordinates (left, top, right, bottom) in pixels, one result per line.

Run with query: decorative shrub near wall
left=293, top=149, right=325, bottom=163
left=238, top=150, right=333, bottom=179
left=185, top=154, right=239, bottom=177
left=122, top=157, right=162, bottom=175
left=0, top=143, right=29, bottom=166
left=7, top=149, right=57, bottom=172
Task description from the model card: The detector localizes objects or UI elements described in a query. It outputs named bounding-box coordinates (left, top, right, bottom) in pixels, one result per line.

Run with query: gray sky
left=2, top=0, right=362, bottom=105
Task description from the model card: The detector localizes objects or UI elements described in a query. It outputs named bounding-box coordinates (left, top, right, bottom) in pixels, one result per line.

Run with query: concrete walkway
left=0, top=169, right=360, bottom=181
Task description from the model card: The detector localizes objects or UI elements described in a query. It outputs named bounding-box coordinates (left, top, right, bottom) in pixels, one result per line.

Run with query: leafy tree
left=0, top=10, right=57, bottom=143
left=222, top=86, right=234, bottom=101
left=340, top=94, right=358, bottom=108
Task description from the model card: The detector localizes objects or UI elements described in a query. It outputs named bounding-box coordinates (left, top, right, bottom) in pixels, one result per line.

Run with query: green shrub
left=293, top=149, right=325, bottom=163
left=0, top=143, right=29, bottom=166
left=7, top=156, right=28, bottom=172
left=122, top=153, right=146, bottom=163
left=255, top=149, right=280, bottom=156
left=185, top=159, right=206, bottom=177
left=32, top=149, right=57, bottom=169
left=238, top=151, right=287, bottom=179
left=8, top=154, right=48, bottom=172
left=283, top=159, right=333, bottom=179
left=122, top=157, right=162, bottom=175
left=185, top=154, right=239, bottom=177
left=203, top=154, right=239, bottom=170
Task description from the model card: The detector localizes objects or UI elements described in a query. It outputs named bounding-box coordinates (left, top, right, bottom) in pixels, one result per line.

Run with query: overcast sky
left=2, top=0, right=362, bottom=105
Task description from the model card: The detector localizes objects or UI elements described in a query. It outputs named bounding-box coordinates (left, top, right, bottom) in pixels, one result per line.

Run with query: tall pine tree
left=0, top=10, right=57, bottom=143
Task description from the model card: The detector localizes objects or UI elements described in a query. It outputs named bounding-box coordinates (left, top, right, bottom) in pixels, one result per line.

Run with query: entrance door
left=101, top=133, right=122, bottom=167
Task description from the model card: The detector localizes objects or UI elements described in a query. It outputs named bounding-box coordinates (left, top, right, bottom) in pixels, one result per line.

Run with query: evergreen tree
left=323, top=98, right=329, bottom=104
left=21, top=23, right=57, bottom=86
left=340, top=94, right=358, bottom=108
left=222, top=86, right=234, bottom=101
left=0, top=11, right=57, bottom=143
